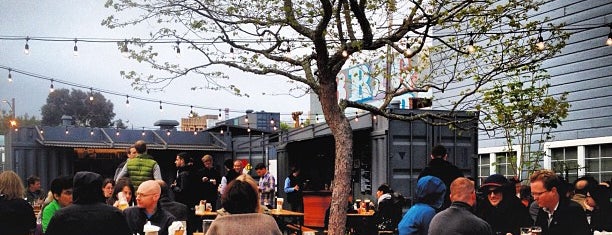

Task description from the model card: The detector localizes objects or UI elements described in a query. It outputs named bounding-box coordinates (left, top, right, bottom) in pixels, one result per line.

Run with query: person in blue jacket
left=397, top=176, right=446, bottom=235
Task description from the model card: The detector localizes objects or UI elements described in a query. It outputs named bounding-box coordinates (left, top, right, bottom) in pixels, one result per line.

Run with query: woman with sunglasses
left=476, top=174, right=532, bottom=235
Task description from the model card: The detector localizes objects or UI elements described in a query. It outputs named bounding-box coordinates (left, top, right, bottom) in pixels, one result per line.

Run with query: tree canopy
left=41, top=88, right=116, bottom=127
left=102, top=0, right=568, bottom=233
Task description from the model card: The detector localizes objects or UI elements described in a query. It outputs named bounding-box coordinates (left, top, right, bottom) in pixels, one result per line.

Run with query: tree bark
left=318, top=71, right=353, bottom=235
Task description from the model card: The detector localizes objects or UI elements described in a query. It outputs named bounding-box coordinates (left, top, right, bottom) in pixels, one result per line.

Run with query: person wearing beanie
left=475, top=174, right=532, bottom=235
left=45, top=171, right=131, bottom=235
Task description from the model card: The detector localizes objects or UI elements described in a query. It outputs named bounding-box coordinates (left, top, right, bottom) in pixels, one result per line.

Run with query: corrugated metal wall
left=385, top=110, right=478, bottom=198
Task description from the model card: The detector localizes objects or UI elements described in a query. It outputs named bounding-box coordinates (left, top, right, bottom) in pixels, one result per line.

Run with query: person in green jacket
left=115, top=140, right=162, bottom=188
left=41, top=176, right=73, bottom=233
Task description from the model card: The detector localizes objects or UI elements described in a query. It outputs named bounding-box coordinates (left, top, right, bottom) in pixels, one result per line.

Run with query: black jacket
left=196, top=166, right=221, bottom=205
left=476, top=194, right=532, bottom=235
left=374, top=195, right=403, bottom=231
left=45, top=171, right=131, bottom=235
left=534, top=199, right=590, bottom=235
left=123, top=206, right=176, bottom=235
left=0, top=194, right=36, bottom=235
left=172, top=166, right=194, bottom=207
left=418, top=158, right=463, bottom=210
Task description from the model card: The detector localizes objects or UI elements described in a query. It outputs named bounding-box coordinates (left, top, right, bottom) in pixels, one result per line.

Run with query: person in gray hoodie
left=397, top=176, right=446, bottom=235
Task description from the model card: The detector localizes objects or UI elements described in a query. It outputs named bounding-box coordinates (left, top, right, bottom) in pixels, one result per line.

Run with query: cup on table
left=202, top=219, right=214, bottom=233
left=276, top=197, right=284, bottom=211
left=520, top=227, right=531, bottom=235
left=531, top=226, right=542, bottom=235
left=205, top=203, right=212, bottom=212
left=363, top=199, right=371, bottom=212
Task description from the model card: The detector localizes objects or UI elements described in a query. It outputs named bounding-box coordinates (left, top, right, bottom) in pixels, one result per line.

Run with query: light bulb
left=89, top=88, right=94, bottom=101
left=90, top=129, right=94, bottom=136
left=536, top=36, right=545, bottom=50
left=220, top=129, right=224, bottom=135
left=24, top=37, right=30, bottom=55
left=467, top=39, right=475, bottom=54
left=342, top=50, right=348, bottom=57
left=166, top=130, right=171, bottom=136
left=8, top=69, right=13, bottom=83
left=73, top=39, right=79, bottom=57
left=125, top=95, right=130, bottom=107
left=159, top=101, right=163, bottom=112
left=606, top=32, right=612, bottom=46
left=193, top=131, right=198, bottom=135
left=49, top=81, right=54, bottom=93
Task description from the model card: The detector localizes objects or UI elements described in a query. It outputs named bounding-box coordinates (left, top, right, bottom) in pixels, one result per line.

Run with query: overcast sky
left=0, top=1, right=310, bottom=128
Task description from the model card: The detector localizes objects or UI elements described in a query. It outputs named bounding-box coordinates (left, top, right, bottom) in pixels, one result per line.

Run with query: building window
left=551, top=147, right=578, bottom=182
left=585, top=144, right=612, bottom=182
left=496, top=152, right=513, bottom=177
left=478, top=154, right=490, bottom=184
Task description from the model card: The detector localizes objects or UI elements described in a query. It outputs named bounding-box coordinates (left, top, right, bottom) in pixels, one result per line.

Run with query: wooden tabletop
left=266, top=209, right=304, bottom=216
left=347, top=211, right=375, bottom=216
left=195, top=211, right=218, bottom=217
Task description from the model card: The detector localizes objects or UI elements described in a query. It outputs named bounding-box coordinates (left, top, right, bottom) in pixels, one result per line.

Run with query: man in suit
left=530, top=170, right=590, bottom=235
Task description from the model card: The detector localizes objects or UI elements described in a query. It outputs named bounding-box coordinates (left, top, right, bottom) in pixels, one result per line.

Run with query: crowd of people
left=1, top=142, right=610, bottom=235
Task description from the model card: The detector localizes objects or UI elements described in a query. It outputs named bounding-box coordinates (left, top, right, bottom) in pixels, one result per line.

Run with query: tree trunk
left=318, top=72, right=353, bottom=235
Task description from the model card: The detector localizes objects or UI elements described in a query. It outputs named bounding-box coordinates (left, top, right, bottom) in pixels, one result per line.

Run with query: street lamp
left=2, top=98, right=16, bottom=130
left=1, top=98, right=15, bottom=171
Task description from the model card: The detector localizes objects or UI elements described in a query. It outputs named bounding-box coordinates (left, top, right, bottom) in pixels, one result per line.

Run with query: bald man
left=429, top=177, right=492, bottom=235
left=123, top=180, right=175, bottom=235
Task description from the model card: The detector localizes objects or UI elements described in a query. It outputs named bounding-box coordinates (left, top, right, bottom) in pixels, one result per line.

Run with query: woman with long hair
left=0, top=170, right=36, bottom=235
left=205, top=174, right=281, bottom=235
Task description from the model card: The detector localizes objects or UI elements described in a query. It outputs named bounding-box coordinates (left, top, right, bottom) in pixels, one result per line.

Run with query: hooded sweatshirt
left=398, top=176, right=446, bottom=235
left=45, top=171, right=131, bottom=235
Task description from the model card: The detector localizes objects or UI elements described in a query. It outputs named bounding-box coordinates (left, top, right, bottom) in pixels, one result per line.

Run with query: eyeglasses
left=136, top=192, right=156, bottom=198
left=487, top=190, right=502, bottom=195
left=531, top=190, right=549, bottom=197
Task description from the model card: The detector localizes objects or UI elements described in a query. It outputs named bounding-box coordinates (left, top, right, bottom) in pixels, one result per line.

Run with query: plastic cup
left=276, top=198, right=284, bottom=211
left=202, top=219, right=214, bottom=233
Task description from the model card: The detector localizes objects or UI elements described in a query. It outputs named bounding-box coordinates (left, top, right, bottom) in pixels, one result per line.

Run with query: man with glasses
left=530, top=170, right=590, bottom=235
left=124, top=180, right=176, bottom=235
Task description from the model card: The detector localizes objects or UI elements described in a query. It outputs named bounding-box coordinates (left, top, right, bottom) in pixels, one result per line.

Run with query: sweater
left=205, top=213, right=282, bottom=235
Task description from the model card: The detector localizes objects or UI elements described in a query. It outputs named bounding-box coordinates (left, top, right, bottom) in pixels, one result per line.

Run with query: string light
left=373, top=115, right=377, bottom=121
left=89, top=88, right=94, bottom=101
left=218, top=109, right=222, bottom=118
left=189, top=105, right=194, bottom=117
left=536, top=28, right=545, bottom=50
left=342, top=49, right=348, bottom=57
left=141, top=127, right=146, bottom=136
left=159, top=101, right=163, bottom=112
left=125, top=95, right=130, bottom=107
left=273, top=126, right=277, bottom=131
left=245, top=114, right=248, bottom=123
left=39, top=128, right=44, bottom=134
left=90, top=128, right=94, bottom=136
left=175, top=40, right=181, bottom=57
left=354, top=112, right=359, bottom=122
left=315, top=114, right=319, bottom=123
left=220, top=129, right=224, bottom=135
left=65, top=126, right=69, bottom=135
left=24, top=37, right=30, bottom=55
left=607, top=26, right=612, bottom=46
left=193, top=130, right=198, bottom=135
left=229, top=47, right=234, bottom=54
left=49, top=79, right=54, bottom=93
left=467, top=33, right=475, bottom=54
left=115, top=129, right=120, bottom=136
left=270, top=118, right=275, bottom=125
left=8, top=69, right=12, bottom=83
left=121, top=39, right=129, bottom=57
left=166, top=129, right=171, bottom=136
left=73, top=39, right=79, bottom=56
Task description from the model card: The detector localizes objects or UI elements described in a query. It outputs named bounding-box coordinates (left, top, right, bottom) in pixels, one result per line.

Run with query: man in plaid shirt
left=255, top=163, right=276, bottom=209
